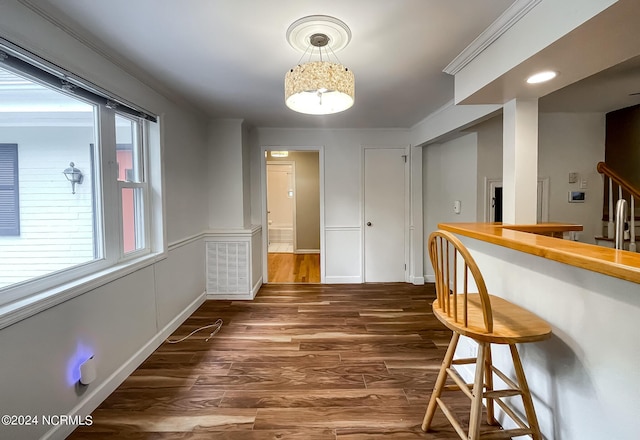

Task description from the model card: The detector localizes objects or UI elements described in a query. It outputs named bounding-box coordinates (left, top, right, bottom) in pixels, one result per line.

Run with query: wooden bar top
left=438, top=222, right=640, bottom=284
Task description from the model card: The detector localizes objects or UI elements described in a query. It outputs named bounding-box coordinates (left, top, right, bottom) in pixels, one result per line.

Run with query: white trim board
left=443, top=0, right=542, bottom=75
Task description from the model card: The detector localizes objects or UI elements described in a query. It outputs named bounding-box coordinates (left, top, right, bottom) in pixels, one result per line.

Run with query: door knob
left=366, top=222, right=372, bottom=227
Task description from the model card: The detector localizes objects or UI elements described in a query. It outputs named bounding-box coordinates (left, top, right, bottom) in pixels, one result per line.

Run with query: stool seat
left=433, top=294, right=552, bottom=344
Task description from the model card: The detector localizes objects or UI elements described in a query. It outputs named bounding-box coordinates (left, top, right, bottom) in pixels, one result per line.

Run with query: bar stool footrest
left=435, top=398, right=467, bottom=440
left=479, top=428, right=533, bottom=439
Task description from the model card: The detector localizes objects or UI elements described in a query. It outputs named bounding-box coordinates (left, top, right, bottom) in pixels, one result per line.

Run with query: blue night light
left=66, top=343, right=94, bottom=386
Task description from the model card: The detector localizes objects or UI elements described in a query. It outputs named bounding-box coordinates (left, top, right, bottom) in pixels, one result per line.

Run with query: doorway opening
left=486, top=178, right=549, bottom=222
left=263, top=150, right=322, bottom=283
left=267, top=162, right=295, bottom=253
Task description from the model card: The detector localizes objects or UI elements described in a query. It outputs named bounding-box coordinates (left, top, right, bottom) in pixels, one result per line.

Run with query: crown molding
left=443, top=0, right=542, bottom=75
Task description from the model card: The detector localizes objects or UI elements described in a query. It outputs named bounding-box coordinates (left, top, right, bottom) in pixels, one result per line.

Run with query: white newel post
left=630, top=196, right=636, bottom=252
left=607, top=178, right=614, bottom=238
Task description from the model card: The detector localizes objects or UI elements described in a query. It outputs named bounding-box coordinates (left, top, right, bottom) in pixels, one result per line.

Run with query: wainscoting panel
left=325, top=226, right=362, bottom=283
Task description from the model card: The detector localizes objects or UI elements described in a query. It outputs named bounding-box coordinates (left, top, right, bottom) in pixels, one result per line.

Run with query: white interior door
left=364, top=148, right=406, bottom=282
left=267, top=163, right=295, bottom=252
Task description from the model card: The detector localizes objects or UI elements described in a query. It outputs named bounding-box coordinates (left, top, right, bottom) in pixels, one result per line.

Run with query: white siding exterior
left=0, top=125, right=95, bottom=287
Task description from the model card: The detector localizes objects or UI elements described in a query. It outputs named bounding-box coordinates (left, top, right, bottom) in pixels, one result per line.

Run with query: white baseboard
left=425, top=275, right=435, bottom=283
left=324, top=275, right=362, bottom=284
left=252, top=277, right=263, bottom=298
left=207, top=292, right=253, bottom=300
left=44, top=291, right=206, bottom=440
left=410, top=276, right=425, bottom=285
left=294, top=249, right=320, bottom=254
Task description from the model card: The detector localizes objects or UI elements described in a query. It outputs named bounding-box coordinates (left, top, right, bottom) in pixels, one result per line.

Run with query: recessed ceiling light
left=526, top=71, right=557, bottom=84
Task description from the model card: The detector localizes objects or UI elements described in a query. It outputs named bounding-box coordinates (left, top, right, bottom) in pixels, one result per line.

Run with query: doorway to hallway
left=264, top=150, right=321, bottom=283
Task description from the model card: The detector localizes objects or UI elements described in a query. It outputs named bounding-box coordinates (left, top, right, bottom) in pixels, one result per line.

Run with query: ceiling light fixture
left=526, top=70, right=557, bottom=84
left=285, top=15, right=354, bottom=115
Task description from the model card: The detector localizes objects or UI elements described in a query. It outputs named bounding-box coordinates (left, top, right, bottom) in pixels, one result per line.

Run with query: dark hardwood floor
left=70, top=283, right=498, bottom=439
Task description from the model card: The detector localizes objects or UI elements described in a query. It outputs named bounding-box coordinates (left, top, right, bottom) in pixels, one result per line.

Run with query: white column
left=502, top=99, right=539, bottom=225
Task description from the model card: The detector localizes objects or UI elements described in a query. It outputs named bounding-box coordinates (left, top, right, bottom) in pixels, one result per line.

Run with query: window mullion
left=98, top=106, right=121, bottom=263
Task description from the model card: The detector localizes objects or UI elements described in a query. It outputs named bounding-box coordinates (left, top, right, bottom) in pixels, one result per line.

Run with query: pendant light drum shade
left=284, top=15, right=354, bottom=115
left=285, top=61, right=354, bottom=115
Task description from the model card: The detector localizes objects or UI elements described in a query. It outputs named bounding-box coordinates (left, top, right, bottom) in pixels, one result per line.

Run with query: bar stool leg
left=421, top=332, right=460, bottom=431
left=484, top=344, right=497, bottom=425
left=468, top=342, right=487, bottom=440
left=509, top=344, right=543, bottom=440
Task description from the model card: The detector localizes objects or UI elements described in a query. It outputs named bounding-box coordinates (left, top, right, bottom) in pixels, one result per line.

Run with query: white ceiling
left=539, top=54, right=640, bottom=114
left=25, top=0, right=516, bottom=129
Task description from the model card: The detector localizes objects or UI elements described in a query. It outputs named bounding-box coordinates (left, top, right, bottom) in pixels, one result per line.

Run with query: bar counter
left=435, top=222, right=640, bottom=439
left=439, top=222, right=640, bottom=284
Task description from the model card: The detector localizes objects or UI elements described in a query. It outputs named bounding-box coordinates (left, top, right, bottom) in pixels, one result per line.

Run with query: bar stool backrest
left=428, top=230, right=493, bottom=333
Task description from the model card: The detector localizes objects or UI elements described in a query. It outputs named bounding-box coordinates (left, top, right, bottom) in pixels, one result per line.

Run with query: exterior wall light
left=63, top=162, right=84, bottom=194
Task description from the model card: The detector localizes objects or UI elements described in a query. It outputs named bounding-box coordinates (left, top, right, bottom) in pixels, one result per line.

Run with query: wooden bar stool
left=421, top=230, right=552, bottom=440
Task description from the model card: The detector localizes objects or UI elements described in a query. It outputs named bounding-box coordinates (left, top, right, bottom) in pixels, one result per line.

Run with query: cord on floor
left=165, top=319, right=223, bottom=344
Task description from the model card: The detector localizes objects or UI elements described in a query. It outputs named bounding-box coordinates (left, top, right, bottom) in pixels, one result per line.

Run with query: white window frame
left=0, top=47, right=164, bottom=330
left=114, top=112, right=151, bottom=260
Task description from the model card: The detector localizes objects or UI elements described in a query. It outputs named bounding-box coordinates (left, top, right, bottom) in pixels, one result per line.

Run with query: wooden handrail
left=597, top=161, right=640, bottom=200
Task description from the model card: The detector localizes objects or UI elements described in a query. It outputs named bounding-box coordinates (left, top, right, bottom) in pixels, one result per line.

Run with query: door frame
left=484, top=177, right=550, bottom=222
left=266, top=161, right=297, bottom=252
left=261, top=146, right=325, bottom=283
left=361, top=145, right=410, bottom=283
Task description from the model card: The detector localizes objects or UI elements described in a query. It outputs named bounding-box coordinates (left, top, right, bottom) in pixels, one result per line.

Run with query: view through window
left=0, top=54, right=154, bottom=300
left=0, top=66, right=98, bottom=289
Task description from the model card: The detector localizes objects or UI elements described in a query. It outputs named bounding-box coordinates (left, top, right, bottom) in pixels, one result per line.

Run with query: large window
left=0, top=42, right=159, bottom=305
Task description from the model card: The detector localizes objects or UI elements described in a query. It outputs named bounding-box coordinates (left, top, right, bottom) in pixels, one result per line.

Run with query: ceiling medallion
left=284, top=15, right=354, bottom=115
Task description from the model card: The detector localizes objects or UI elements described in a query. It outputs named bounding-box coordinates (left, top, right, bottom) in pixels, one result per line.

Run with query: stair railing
left=597, top=161, right=638, bottom=252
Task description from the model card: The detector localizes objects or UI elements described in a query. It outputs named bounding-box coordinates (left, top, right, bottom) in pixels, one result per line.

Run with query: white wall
left=475, top=115, right=503, bottom=221
left=0, top=3, right=210, bottom=439
left=254, top=128, right=417, bottom=283
left=538, top=112, right=605, bottom=243
left=162, top=110, right=209, bottom=243
left=207, top=119, right=245, bottom=230
left=423, top=133, right=478, bottom=279
left=456, top=235, right=639, bottom=440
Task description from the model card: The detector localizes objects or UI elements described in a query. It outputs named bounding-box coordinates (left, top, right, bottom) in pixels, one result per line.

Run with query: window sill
left=0, top=251, right=167, bottom=331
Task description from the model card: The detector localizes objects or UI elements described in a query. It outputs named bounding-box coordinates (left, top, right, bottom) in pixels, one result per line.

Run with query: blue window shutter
left=0, top=144, right=19, bottom=236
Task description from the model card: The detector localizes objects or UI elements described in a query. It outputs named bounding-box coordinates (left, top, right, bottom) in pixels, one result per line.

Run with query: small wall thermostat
left=568, top=191, right=586, bottom=203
